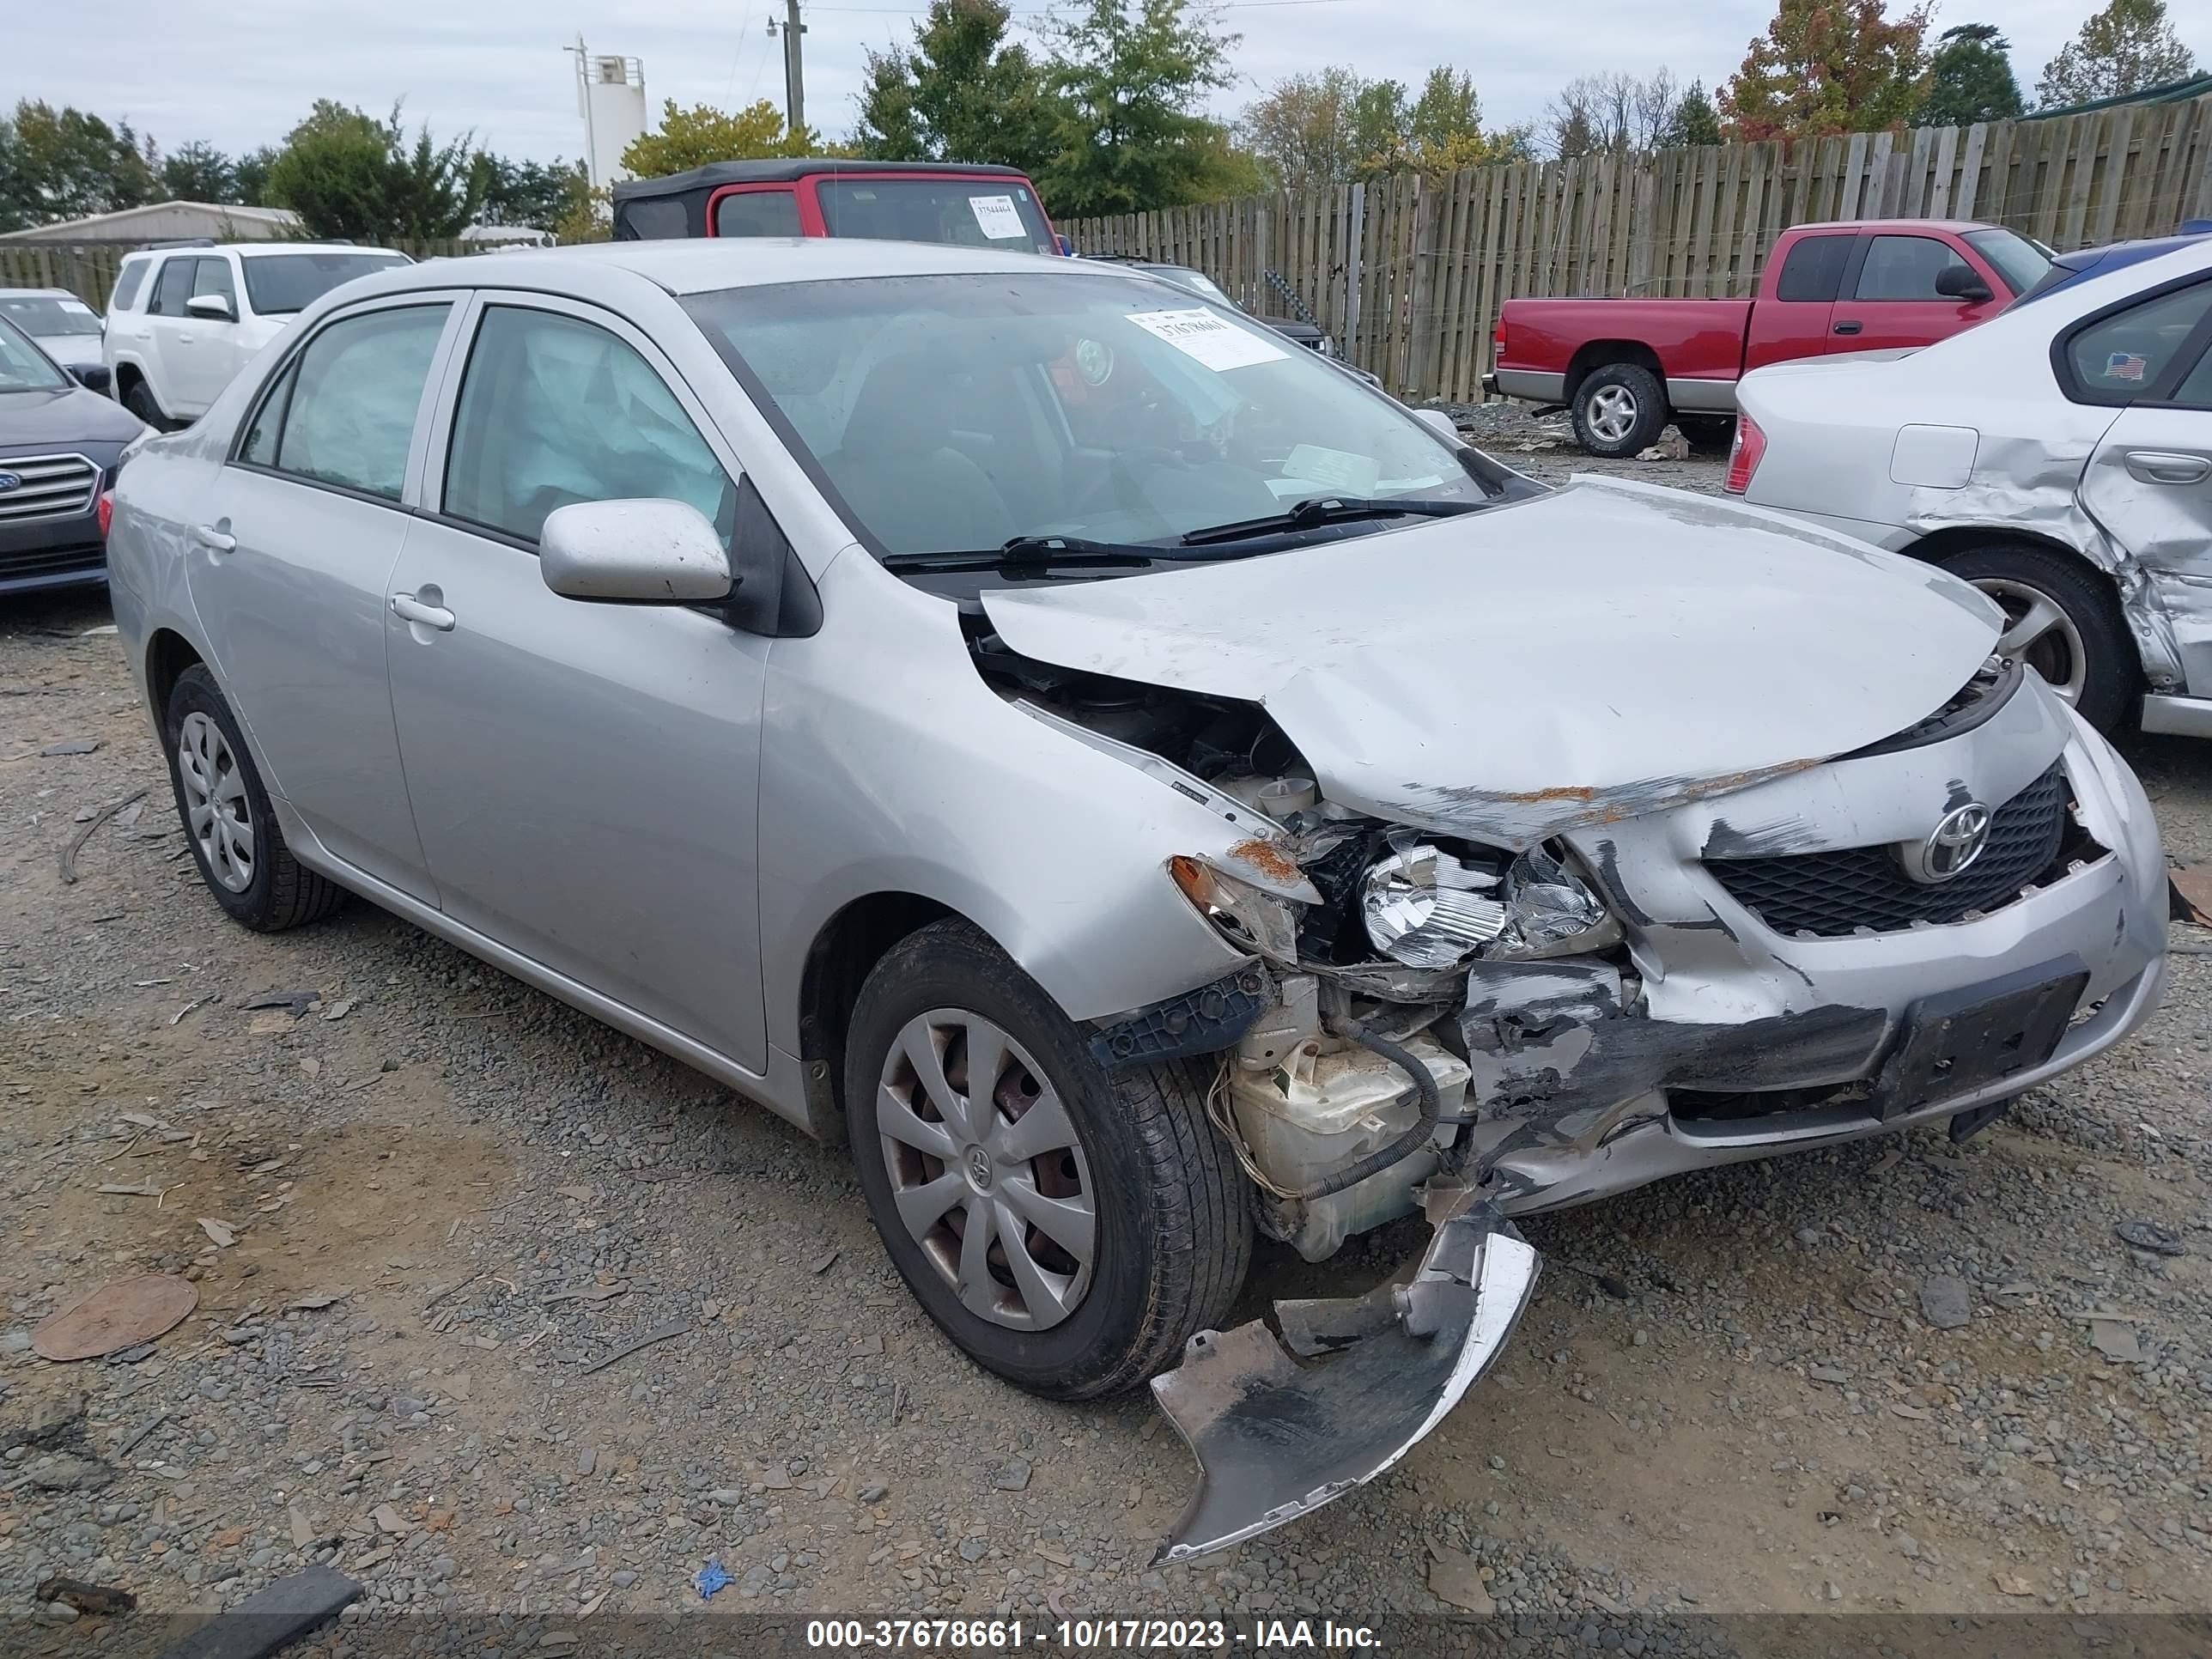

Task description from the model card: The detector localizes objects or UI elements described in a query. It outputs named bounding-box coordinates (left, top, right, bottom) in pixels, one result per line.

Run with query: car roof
left=357, top=236, right=1091, bottom=299
left=1785, top=218, right=1995, bottom=235
left=613, top=157, right=1032, bottom=202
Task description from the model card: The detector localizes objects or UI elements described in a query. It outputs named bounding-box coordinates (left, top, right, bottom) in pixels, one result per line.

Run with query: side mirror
left=1055, top=234, right=1074, bottom=257
left=1413, top=407, right=1461, bottom=443
left=70, top=363, right=112, bottom=392
left=1935, top=265, right=1992, bottom=305
left=185, top=293, right=236, bottom=322
left=540, top=499, right=735, bottom=604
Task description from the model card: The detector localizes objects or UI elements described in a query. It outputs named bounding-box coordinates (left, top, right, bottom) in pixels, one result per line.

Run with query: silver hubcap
left=1587, top=384, right=1638, bottom=444
left=1978, top=577, right=2087, bottom=707
left=874, top=1010, right=1096, bottom=1331
left=176, top=711, right=254, bottom=892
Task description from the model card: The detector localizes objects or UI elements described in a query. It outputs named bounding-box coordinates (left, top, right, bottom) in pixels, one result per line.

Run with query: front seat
left=824, top=351, right=1017, bottom=556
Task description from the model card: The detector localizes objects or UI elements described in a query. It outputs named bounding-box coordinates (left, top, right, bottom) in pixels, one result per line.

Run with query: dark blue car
left=0, top=311, right=143, bottom=596
left=2016, top=222, right=2212, bottom=305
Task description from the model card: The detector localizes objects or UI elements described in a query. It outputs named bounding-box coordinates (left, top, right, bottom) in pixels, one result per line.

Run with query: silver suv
left=104, top=239, right=2166, bottom=1562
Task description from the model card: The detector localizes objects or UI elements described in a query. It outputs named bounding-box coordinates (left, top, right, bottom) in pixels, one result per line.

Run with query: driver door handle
left=2124, top=449, right=2211, bottom=486
left=191, top=524, right=234, bottom=552
left=390, top=592, right=456, bottom=631
left=1832, top=319, right=1863, bottom=335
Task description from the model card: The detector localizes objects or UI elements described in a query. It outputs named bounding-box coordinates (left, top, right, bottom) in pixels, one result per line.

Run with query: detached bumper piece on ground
left=1151, top=1184, right=1538, bottom=1564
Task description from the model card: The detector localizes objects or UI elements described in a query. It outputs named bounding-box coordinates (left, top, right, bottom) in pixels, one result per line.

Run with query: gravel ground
left=3, top=482, right=2210, bottom=1651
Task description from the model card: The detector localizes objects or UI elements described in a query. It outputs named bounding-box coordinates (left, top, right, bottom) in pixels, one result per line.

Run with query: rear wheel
left=1571, top=362, right=1667, bottom=458
left=1942, top=544, right=2136, bottom=734
left=844, top=920, right=1250, bottom=1400
left=161, top=665, right=344, bottom=932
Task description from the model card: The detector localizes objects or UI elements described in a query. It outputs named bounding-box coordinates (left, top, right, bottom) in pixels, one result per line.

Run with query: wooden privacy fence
left=1071, top=93, right=2212, bottom=404
left=0, top=237, right=488, bottom=312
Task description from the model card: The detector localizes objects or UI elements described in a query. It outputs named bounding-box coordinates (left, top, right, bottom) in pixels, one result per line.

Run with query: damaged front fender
left=1149, top=1185, right=1538, bottom=1565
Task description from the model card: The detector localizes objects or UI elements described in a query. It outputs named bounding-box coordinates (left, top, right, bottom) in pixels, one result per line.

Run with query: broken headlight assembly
left=1362, top=841, right=1620, bottom=969
left=1169, top=848, right=1316, bottom=963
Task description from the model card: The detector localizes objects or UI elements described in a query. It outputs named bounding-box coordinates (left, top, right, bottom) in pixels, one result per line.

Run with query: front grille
left=1706, top=763, right=2070, bottom=938
left=0, top=542, right=106, bottom=582
left=0, top=453, right=98, bottom=524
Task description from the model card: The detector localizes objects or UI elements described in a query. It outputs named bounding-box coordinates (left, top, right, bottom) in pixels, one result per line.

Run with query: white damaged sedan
left=101, top=239, right=2166, bottom=1564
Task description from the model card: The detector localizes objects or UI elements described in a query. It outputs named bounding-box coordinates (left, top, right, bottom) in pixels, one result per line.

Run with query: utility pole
left=765, top=0, right=807, bottom=137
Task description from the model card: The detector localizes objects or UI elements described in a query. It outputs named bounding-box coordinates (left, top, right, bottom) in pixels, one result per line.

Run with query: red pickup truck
left=1485, top=218, right=2052, bottom=456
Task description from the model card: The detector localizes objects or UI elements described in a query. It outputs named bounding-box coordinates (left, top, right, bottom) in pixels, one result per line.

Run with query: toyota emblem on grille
left=0, top=472, right=21, bottom=494
left=1902, top=801, right=1992, bottom=884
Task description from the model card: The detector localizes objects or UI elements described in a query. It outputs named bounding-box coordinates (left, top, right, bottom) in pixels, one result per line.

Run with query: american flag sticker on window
left=2105, top=351, right=2149, bottom=381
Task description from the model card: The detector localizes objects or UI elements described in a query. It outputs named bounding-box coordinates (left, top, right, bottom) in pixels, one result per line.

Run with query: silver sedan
left=103, top=239, right=2165, bottom=1561
left=1734, top=235, right=2212, bottom=736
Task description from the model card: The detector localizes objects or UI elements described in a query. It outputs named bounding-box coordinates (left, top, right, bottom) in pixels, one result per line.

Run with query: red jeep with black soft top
left=1485, top=218, right=2051, bottom=456
left=611, top=158, right=1062, bottom=256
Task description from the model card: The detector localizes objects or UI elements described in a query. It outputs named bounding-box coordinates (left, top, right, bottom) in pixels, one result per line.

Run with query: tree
left=1721, top=0, right=1933, bottom=139
left=1038, top=0, right=1243, bottom=218
left=231, top=146, right=277, bottom=207
left=3, top=101, right=156, bottom=224
left=2036, top=0, right=2200, bottom=107
left=1915, top=23, right=2023, bottom=125
left=1545, top=70, right=1684, bottom=158
left=264, top=101, right=484, bottom=241
left=853, top=0, right=1060, bottom=176
left=1662, top=80, right=1723, bottom=147
left=621, top=100, right=814, bottom=179
left=161, top=140, right=237, bottom=203
left=472, top=155, right=586, bottom=230
left=1241, top=65, right=1526, bottom=190
left=1238, top=68, right=1368, bottom=192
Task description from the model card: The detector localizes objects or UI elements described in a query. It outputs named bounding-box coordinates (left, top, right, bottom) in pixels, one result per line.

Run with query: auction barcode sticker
left=968, top=195, right=1029, bottom=240
left=1125, top=307, right=1288, bottom=372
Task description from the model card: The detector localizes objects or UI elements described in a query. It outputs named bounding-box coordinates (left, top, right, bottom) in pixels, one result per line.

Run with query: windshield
left=0, top=316, right=68, bottom=391
left=814, top=178, right=1058, bottom=256
left=0, top=295, right=100, bottom=337
left=241, top=252, right=409, bottom=316
left=1963, top=228, right=2053, bottom=296
left=684, top=271, right=1484, bottom=561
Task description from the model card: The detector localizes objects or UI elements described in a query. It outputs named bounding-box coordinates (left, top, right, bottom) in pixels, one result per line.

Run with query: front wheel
left=1571, top=362, right=1666, bottom=458
left=844, top=920, right=1251, bottom=1400
left=1942, top=544, right=2136, bottom=734
left=123, top=378, right=167, bottom=429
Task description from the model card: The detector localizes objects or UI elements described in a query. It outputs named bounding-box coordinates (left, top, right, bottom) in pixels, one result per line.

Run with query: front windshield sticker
left=1125, top=307, right=1288, bottom=372
left=968, top=195, right=1028, bottom=240
left=60, top=300, right=96, bottom=319
left=1284, top=444, right=1382, bottom=496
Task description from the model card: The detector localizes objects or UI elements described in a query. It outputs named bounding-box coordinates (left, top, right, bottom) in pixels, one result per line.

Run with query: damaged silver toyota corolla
left=104, top=241, right=2166, bottom=1567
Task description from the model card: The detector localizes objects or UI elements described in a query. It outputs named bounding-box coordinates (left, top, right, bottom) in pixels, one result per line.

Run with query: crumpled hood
left=982, top=477, right=2006, bottom=846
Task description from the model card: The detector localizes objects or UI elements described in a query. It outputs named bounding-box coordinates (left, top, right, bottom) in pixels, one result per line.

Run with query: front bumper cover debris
left=1149, top=1183, right=1538, bottom=1565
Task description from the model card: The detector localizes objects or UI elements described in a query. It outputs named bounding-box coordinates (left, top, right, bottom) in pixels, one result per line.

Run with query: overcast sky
left=10, top=0, right=2182, bottom=167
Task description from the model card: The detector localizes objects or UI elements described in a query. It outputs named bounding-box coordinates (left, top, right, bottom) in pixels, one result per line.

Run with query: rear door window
left=2063, top=280, right=2212, bottom=404
left=152, top=258, right=194, bottom=319
left=713, top=189, right=801, bottom=238
left=1773, top=234, right=1852, bottom=302
left=243, top=305, right=451, bottom=500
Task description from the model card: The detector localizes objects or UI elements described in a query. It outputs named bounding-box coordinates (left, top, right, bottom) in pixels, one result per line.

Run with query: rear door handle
left=2124, top=449, right=2211, bottom=485
left=390, top=592, right=456, bottom=631
left=191, top=524, right=234, bottom=552
left=1832, top=320, right=1863, bottom=336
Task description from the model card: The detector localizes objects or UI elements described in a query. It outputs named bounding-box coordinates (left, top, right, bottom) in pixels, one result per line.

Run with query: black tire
left=1941, top=544, right=2136, bottom=735
left=844, top=919, right=1251, bottom=1400
left=123, top=377, right=167, bottom=429
left=1571, top=362, right=1667, bottom=458
left=161, top=664, right=345, bottom=932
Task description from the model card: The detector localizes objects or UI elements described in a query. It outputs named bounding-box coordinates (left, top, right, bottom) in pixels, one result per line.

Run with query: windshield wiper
left=1178, top=495, right=1486, bottom=547
left=881, top=535, right=1159, bottom=574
